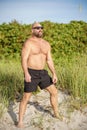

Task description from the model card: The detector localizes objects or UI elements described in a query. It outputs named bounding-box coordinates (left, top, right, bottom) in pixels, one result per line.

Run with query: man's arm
left=21, top=40, right=31, bottom=82
left=46, top=45, right=58, bottom=84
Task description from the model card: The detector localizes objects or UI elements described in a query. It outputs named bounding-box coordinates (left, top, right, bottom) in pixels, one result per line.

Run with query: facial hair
left=33, top=31, right=43, bottom=38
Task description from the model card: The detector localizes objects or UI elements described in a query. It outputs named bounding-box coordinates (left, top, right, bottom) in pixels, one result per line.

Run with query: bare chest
left=31, top=42, right=48, bottom=55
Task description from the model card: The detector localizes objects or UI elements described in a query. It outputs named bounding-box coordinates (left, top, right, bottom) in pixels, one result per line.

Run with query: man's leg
left=17, top=92, right=32, bottom=128
left=46, top=85, right=62, bottom=120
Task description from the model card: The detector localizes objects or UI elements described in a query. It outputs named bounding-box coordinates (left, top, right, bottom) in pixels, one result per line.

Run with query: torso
left=27, top=37, right=50, bottom=70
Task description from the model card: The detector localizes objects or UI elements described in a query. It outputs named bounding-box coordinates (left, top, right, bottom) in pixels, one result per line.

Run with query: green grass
left=0, top=59, right=24, bottom=103
left=55, top=54, right=87, bottom=104
left=0, top=54, right=87, bottom=116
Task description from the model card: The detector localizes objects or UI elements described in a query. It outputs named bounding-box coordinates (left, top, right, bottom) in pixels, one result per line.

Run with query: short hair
left=32, top=21, right=39, bottom=28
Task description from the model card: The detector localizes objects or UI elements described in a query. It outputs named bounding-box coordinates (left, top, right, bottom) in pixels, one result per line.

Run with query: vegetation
left=0, top=20, right=87, bottom=59
left=56, top=54, right=87, bottom=103
left=0, top=20, right=87, bottom=113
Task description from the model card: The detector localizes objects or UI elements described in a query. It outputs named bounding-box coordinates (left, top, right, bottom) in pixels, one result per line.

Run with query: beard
left=33, top=31, right=43, bottom=38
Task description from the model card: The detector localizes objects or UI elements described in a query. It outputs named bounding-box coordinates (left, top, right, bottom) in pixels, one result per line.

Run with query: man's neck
left=32, top=36, right=42, bottom=40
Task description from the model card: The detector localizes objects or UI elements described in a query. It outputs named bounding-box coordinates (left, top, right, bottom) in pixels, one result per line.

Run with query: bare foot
left=54, top=113, right=63, bottom=121
left=16, top=122, right=24, bottom=128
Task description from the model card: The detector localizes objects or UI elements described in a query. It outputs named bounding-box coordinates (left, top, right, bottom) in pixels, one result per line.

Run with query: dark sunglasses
left=33, top=26, right=43, bottom=30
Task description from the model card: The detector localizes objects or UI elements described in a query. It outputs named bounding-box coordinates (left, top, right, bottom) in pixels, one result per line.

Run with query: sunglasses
left=33, top=26, right=43, bottom=30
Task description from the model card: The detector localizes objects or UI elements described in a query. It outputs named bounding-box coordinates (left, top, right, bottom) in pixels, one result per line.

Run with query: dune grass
left=0, top=59, right=23, bottom=103
left=0, top=54, right=87, bottom=116
left=56, top=54, right=87, bottom=104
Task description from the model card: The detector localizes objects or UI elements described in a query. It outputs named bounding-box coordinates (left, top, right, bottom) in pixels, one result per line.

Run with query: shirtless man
left=17, top=22, right=62, bottom=128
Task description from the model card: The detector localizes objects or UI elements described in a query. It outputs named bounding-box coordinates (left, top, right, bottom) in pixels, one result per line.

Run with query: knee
left=51, top=88, right=58, bottom=96
left=21, top=94, right=31, bottom=104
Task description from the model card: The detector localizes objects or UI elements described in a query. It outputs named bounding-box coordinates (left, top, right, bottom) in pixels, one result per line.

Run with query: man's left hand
left=52, top=74, right=58, bottom=84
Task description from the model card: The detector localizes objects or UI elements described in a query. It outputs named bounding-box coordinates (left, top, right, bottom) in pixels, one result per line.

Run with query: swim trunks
left=24, top=68, right=53, bottom=92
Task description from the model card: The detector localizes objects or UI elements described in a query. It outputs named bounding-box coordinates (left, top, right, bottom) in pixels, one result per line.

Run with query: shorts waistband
left=28, top=68, right=44, bottom=72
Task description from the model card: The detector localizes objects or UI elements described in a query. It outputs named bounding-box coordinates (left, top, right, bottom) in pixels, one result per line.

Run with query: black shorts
left=24, top=68, right=53, bottom=92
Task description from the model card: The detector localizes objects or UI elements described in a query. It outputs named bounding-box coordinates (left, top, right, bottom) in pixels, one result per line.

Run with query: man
left=17, top=22, right=62, bottom=128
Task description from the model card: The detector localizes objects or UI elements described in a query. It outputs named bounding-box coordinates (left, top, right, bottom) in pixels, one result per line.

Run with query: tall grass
left=0, top=59, right=24, bottom=117
left=0, top=59, right=24, bottom=104
left=0, top=54, right=87, bottom=116
left=56, top=54, right=87, bottom=104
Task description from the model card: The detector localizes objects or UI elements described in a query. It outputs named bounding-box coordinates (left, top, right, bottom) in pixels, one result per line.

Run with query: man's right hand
left=24, top=73, right=31, bottom=82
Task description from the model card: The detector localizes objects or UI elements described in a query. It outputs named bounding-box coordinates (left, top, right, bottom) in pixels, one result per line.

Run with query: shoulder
left=42, top=40, right=51, bottom=52
left=23, top=38, right=33, bottom=49
left=43, top=39, right=51, bottom=48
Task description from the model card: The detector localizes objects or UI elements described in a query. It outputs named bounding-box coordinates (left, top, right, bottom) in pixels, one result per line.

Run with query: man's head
left=32, top=22, right=43, bottom=38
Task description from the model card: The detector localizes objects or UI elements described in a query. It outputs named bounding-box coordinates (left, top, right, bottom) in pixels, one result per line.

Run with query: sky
left=0, top=0, right=87, bottom=24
